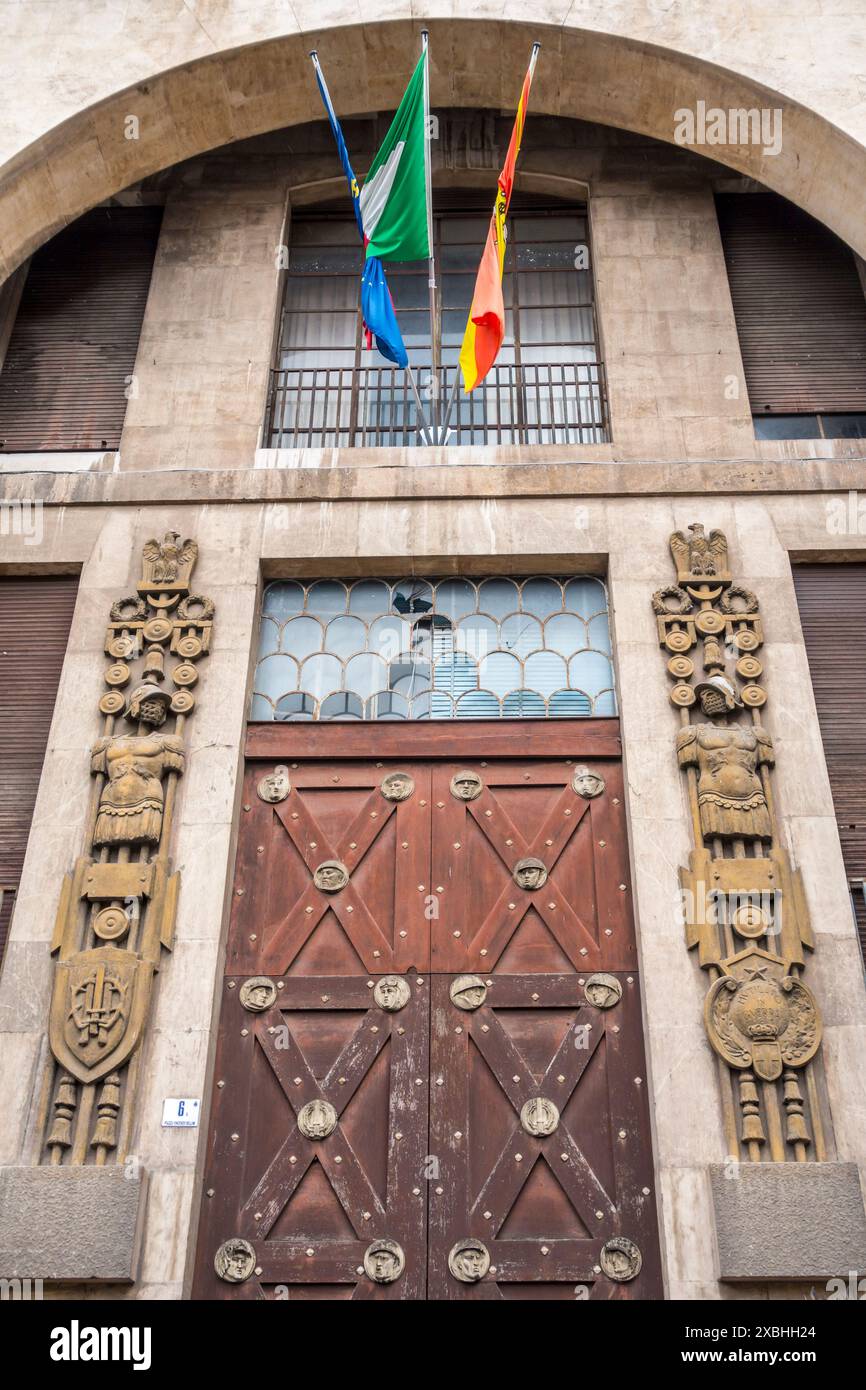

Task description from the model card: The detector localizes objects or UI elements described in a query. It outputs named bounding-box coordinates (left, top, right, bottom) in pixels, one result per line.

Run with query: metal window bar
left=266, top=361, right=609, bottom=448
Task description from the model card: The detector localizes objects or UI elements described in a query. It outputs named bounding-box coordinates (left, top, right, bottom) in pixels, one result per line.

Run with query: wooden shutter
left=793, top=564, right=866, bottom=962
left=0, top=207, right=162, bottom=451
left=0, top=576, right=78, bottom=965
left=716, top=193, right=866, bottom=415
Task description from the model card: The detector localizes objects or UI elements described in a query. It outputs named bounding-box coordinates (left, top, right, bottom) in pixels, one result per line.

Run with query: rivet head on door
left=297, top=1099, right=338, bottom=1140
left=380, top=771, right=415, bottom=802
left=513, top=857, right=548, bottom=891
left=373, top=976, right=411, bottom=1012
left=448, top=1239, right=491, bottom=1283
left=520, top=1097, right=560, bottom=1137
left=214, top=1237, right=256, bottom=1283
left=450, top=769, right=483, bottom=801
left=583, top=974, right=623, bottom=1009
left=239, top=977, right=277, bottom=1013
left=600, top=1237, right=642, bottom=1283
left=257, top=764, right=290, bottom=803
left=572, top=766, right=605, bottom=799
left=363, top=1238, right=405, bottom=1284
left=314, top=860, right=349, bottom=893
left=450, top=976, right=488, bottom=1011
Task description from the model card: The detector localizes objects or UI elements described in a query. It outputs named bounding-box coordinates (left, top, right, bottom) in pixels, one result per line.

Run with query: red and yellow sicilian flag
left=459, top=47, right=539, bottom=392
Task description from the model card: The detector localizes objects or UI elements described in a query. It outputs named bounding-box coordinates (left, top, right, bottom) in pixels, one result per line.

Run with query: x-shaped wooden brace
left=469, top=1003, right=617, bottom=1237
left=241, top=1001, right=392, bottom=1241
left=463, top=783, right=598, bottom=966
left=262, top=788, right=399, bottom=972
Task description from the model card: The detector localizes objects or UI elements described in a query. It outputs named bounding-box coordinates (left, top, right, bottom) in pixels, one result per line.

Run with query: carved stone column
left=0, top=532, right=213, bottom=1283
left=652, top=523, right=866, bottom=1281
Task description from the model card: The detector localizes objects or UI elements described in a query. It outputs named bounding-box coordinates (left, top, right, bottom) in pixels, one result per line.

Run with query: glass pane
left=388, top=276, right=429, bottom=310
left=275, top=692, right=316, bottom=721
left=263, top=581, right=305, bottom=620
left=587, top=613, right=612, bottom=654
left=517, top=270, right=592, bottom=307
left=522, top=578, right=563, bottom=618
left=516, top=243, right=584, bottom=270
left=436, top=579, right=477, bottom=622
left=499, top=613, right=543, bottom=656
left=440, top=217, right=491, bottom=242
left=254, top=653, right=299, bottom=701
left=549, top=689, right=592, bottom=717
left=281, top=616, right=323, bottom=660
left=594, top=689, right=617, bottom=716
left=519, top=305, right=595, bottom=345
left=564, top=578, right=607, bottom=619
left=569, top=649, right=614, bottom=696
left=752, top=414, right=819, bottom=440
left=513, top=216, right=586, bottom=242
left=284, top=276, right=358, bottom=313
left=456, top=614, right=498, bottom=660
left=307, top=581, right=347, bottom=616
left=477, top=578, right=520, bottom=620
left=369, top=691, right=409, bottom=720
left=320, top=692, right=363, bottom=720
left=291, top=219, right=360, bottom=246
left=257, top=615, right=280, bottom=660
left=282, top=312, right=357, bottom=350
left=392, top=580, right=433, bottom=615
left=503, top=690, right=546, bottom=717
left=299, top=652, right=343, bottom=699
left=544, top=612, right=587, bottom=657
left=345, top=652, right=389, bottom=700
left=478, top=650, right=522, bottom=697
left=325, top=615, right=367, bottom=659
left=456, top=690, right=501, bottom=719
left=434, top=653, right=478, bottom=697
left=289, top=246, right=362, bottom=272
left=524, top=650, right=567, bottom=696
left=349, top=580, right=392, bottom=619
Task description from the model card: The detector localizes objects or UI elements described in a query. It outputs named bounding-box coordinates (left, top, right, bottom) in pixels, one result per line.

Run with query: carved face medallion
left=449, top=975, right=488, bottom=1011
left=257, top=765, right=290, bottom=803
left=214, top=1237, right=256, bottom=1283
left=583, top=973, right=623, bottom=1009
left=314, top=860, right=349, bottom=893
left=520, top=1097, right=560, bottom=1136
left=513, top=857, right=548, bottom=891
left=297, top=1098, right=338, bottom=1140
left=373, top=976, right=411, bottom=1012
left=450, top=770, right=483, bottom=802
left=380, top=771, right=415, bottom=802
left=448, top=1239, right=491, bottom=1283
left=363, top=1239, right=405, bottom=1284
left=572, top=766, right=605, bottom=799
left=600, top=1237, right=642, bottom=1283
left=239, top=977, right=277, bottom=1013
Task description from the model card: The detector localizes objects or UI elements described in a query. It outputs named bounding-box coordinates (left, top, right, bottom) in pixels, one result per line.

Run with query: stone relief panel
left=652, top=523, right=826, bottom=1163
left=41, top=532, right=213, bottom=1165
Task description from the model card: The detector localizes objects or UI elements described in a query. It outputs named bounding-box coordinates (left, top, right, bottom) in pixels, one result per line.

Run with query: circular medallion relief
left=520, top=1097, right=560, bottom=1137
left=380, top=771, right=415, bottom=802
left=314, top=860, right=349, bottom=893
left=600, top=1237, right=642, bottom=1283
left=449, top=976, right=488, bottom=1011
left=363, top=1239, right=405, bottom=1284
left=583, top=974, right=623, bottom=1009
left=731, top=902, right=769, bottom=940
left=373, top=976, right=411, bottom=1012
left=513, top=857, right=548, bottom=891
left=93, top=905, right=130, bottom=942
left=239, top=977, right=277, bottom=1012
left=297, top=1099, right=338, bottom=1140
left=257, top=765, right=290, bottom=804
left=214, top=1237, right=256, bottom=1283
left=572, top=766, right=605, bottom=799
left=450, top=770, right=483, bottom=802
left=448, top=1239, right=491, bottom=1283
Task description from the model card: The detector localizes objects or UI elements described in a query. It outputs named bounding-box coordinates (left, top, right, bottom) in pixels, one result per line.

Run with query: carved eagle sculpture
left=142, top=532, right=198, bottom=585
left=669, top=524, right=728, bottom=581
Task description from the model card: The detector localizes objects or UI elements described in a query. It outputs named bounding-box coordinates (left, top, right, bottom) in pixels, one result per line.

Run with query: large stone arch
left=1, top=16, right=864, bottom=282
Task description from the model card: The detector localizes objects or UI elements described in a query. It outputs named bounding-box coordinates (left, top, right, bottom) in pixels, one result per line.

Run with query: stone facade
left=0, top=1, right=865, bottom=1301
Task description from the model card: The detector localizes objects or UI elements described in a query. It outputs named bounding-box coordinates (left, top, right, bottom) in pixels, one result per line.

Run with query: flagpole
left=420, top=29, right=439, bottom=443
left=441, top=41, right=542, bottom=445
left=310, top=48, right=434, bottom=447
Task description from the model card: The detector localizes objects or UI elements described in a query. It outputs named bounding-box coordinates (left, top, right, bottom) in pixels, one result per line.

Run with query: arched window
left=266, top=192, right=606, bottom=448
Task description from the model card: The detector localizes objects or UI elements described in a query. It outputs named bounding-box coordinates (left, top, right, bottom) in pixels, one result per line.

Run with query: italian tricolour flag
left=360, top=52, right=432, bottom=263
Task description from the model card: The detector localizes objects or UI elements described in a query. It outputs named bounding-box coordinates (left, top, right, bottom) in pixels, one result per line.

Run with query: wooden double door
left=193, top=721, right=662, bottom=1299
